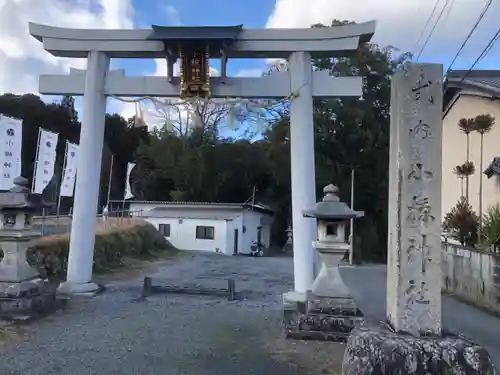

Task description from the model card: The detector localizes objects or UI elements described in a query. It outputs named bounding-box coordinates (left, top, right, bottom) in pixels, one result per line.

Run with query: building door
left=233, top=229, right=239, bottom=255
left=257, top=226, right=262, bottom=246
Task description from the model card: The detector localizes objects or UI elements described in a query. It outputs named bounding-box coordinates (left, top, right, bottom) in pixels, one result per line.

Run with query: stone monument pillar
left=342, top=63, right=494, bottom=374
left=284, top=184, right=364, bottom=341
left=0, top=177, right=57, bottom=320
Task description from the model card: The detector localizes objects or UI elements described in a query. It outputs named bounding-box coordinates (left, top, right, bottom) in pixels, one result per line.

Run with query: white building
left=442, top=69, right=500, bottom=220
left=125, top=201, right=274, bottom=255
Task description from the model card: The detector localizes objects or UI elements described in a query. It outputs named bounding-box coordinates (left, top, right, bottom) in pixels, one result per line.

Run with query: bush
left=443, top=197, right=479, bottom=247
left=483, top=204, right=500, bottom=252
left=27, top=221, right=175, bottom=283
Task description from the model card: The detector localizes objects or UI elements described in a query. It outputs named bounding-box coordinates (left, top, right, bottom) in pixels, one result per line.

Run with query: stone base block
left=0, top=278, right=44, bottom=296
left=287, top=312, right=364, bottom=342
left=308, top=296, right=359, bottom=315
left=299, top=312, right=364, bottom=334
left=283, top=292, right=364, bottom=342
left=0, top=279, right=63, bottom=321
left=342, top=324, right=496, bottom=375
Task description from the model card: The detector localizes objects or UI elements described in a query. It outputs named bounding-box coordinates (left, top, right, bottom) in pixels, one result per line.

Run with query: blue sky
left=94, top=0, right=500, bottom=138
left=101, top=0, right=278, bottom=137
left=3, top=0, right=500, bottom=137
left=112, top=0, right=275, bottom=81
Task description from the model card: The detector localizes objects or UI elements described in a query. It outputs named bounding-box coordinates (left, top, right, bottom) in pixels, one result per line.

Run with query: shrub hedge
left=27, top=221, right=175, bottom=282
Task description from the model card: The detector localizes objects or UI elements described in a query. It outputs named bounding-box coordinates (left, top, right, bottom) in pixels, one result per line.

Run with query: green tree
left=458, top=117, right=475, bottom=203
left=443, top=197, right=479, bottom=247
left=60, top=95, right=79, bottom=124
left=483, top=204, right=500, bottom=252
left=130, top=19, right=409, bottom=260
left=474, top=113, right=495, bottom=239
left=0, top=93, right=137, bottom=214
left=453, top=161, right=475, bottom=197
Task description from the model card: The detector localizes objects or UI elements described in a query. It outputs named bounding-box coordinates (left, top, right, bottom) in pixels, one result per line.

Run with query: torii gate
left=29, top=22, right=375, bottom=298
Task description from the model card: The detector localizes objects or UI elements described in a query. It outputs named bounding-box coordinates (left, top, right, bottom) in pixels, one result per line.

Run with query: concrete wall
left=240, top=209, right=272, bottom=254
left=144, top=217, right=229, bottom=254
left=442, top=94, right=500, bottom=221
left=442, top=241, right=500, bottom=314
left=225, top=215, right=243, bottom=255
left=129, top=203, right=273, bottom=256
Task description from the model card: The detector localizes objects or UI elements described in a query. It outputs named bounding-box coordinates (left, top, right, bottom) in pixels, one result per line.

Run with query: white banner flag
left=124, top=162, right=135, bottom=200
left=60, top=142, right=79, bottom=197
left=0, top=115, right=23, bottom=191
left=33, top=129, right=58, bottom=194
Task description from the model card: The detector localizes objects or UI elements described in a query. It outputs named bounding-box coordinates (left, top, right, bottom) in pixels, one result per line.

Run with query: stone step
left=285, top=328, right=350, bottom=342
left=307, top=305, right=364, bottom=316
left=297, top=312, right=364, bottom=334
left=306, top=297, right=361, bottom=315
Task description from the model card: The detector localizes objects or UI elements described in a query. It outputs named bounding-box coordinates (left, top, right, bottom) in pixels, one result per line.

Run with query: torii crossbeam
left=29, top=22, right=376, bottom=299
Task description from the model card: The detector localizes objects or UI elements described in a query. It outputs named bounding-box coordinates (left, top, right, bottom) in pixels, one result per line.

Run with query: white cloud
left=163, top=4, right=182, bottom=26
left=265, top=0, right=500, bottom=65
left=0, top=0, right=134, bottom=96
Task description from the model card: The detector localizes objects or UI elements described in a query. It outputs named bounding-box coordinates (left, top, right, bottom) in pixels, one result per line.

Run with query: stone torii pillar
left=288, top=51, right=317, bottom=294
left=59, top=52, right=109, bottom=294
left=28, top=22, right=375, bottom=295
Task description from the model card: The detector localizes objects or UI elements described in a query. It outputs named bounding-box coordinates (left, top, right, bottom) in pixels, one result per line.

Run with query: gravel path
left=0, top=252, right=345, bottom=375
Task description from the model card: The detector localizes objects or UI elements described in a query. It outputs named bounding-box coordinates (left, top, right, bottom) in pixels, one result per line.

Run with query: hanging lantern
left=180, top=46, right=211, bottom=99
left=149, top=25, right=243, bottom=100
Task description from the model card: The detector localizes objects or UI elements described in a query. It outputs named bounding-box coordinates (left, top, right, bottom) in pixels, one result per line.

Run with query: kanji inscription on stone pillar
left=386, top=62, right=443, bottom=337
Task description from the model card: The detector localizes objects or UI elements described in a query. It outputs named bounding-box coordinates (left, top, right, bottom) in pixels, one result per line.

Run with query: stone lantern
left=0, top=176, right=55, bottom=319
left=302, top=184, right=363, bottom=305
left=286, top=184, right=365, bottom=341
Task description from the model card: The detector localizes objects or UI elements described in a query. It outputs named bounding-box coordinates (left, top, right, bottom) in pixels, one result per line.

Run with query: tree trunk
left=465, top=133, right=470, bottom=204
left=478, top=134, right=484, bottom=242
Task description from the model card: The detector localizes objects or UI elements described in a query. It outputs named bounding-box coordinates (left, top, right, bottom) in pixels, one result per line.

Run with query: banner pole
left=31, top=127, right=42, bottom=193
left=56, top=140, right=68, bottom=217
left=106, top=154, right=114, bottom=209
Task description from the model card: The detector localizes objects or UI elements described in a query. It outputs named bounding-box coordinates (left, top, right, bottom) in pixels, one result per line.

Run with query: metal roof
left=147, top=208, right=237, bottom=220
left=150, top=25, right=243, bottom=39
left=149, top=25, right=244, bottom=55
left=484, top=157, right=500, bottom=179
left=110, top=200, right=274, bottom=215
left=444, top=70, right=500, bottom=111
left=28, top=21, right=376, bottom=59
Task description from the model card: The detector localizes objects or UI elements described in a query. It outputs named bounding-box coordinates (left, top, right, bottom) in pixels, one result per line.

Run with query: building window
left=159, top=224, right=170, bottom=237
left=196, top=225, right=215, bottom=240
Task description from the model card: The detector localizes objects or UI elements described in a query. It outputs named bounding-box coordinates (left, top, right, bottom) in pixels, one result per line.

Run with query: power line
left=459, top=26, right=500, bottom=84
left=416, top=0, right=453, bottom=61
left=441, top=0, right=456, bottom=24
left=446, top=0, right=493, bottom=72
left=482, top=28, right=500, bottom=57
left=411, top=0, right=442, bottom=56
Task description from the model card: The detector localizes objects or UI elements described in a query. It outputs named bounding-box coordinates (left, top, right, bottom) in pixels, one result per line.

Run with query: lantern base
left=283, top=291, right=364, bottom=342
left=0, top=278, right=63, bottom=321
